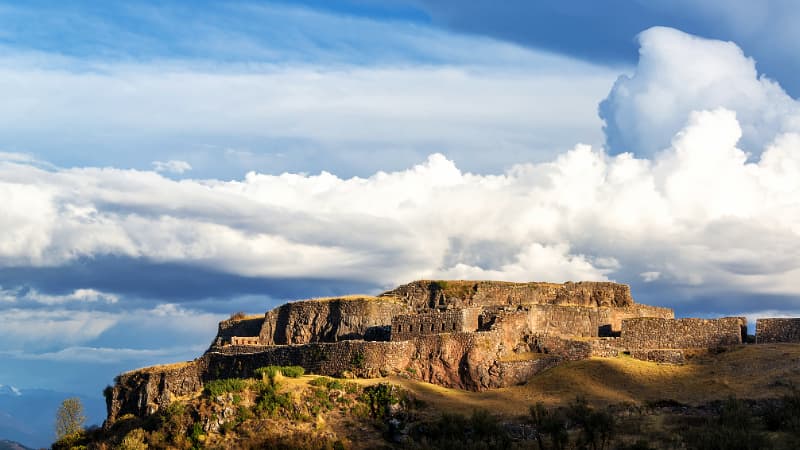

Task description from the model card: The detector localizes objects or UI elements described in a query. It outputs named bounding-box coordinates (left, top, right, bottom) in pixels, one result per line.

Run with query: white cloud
left=0, top=51, right=618, bottom=176
left=152, top=160, right=192, bottom=174
left=0, top=105, right=799, bottom=302
left=0, top=302, right=223, bottom=352
left=600, top=26, right=800, bottom=158
left=0, top=27, right=798, bottom=313
left=0, top=286, right=119, bottom=305
left=2, top=345, right=206, bottom=364
left=0, top=309, right=118, bottom=350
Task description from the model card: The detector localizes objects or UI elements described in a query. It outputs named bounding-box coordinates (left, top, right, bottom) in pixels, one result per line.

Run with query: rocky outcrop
left=258, top=297, right=408, bottom=345
left=381, top=280, right=634, bottom=310
left=105, top=361, right=203, bottom=424
left=107, top=279, right=761, bottom=427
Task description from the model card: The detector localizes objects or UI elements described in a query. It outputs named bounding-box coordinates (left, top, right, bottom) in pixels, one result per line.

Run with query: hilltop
left=60, top=279, right=800, bottom=448
left=60, top=344, right=800, bottom=449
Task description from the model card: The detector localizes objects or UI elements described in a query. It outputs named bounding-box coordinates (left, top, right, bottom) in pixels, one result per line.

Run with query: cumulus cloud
left=152, top=160, right=192, bottom=174
left=600, top=27, right=800, bottom=158
left=1, top=106, right=799, bottom=304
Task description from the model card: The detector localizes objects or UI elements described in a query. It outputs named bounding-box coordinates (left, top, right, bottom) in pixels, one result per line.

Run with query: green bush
left=255, top=383, right=293, bottom=418
left=282, top=365, right=305, bottom=378
left=310, top=376, right=342, bottom=389
left=255, top=365, right=305, bottom=380
left=118, top=428, right=147, bottom=450
left=363, top=383, right=399, bottom=419
left=204, top=378, right=246, bottom=397
left=351, top=352, right=365, bottom=368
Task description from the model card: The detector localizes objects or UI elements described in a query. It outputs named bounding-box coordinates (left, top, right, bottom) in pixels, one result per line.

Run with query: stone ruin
left=104, top=279, right=795, bottom=423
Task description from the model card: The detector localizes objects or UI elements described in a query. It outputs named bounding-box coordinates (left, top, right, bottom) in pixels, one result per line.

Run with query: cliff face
left=106, top=361, right=203, bottom=422
left=380, top=280, right=633, bottom=310
left=258, top=297, right=409, bottom=345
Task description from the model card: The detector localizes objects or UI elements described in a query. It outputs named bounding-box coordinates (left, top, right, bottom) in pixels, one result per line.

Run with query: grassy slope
left=353, top=344, right=800, bottom=418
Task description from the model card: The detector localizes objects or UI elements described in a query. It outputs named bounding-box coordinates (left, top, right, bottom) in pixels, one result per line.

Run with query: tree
left=55, top=397, right=86, bottom=439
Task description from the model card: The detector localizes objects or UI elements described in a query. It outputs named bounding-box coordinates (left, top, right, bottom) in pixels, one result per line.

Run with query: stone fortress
left=105, top=280, right=800, bottom=423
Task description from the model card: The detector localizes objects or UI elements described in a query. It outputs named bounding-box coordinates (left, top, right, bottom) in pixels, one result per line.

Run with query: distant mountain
left=0, top=386, right=105, bottom=449
left=0, top=386, right=21, bottom=397
left=0, top=439, right=32, bottom=450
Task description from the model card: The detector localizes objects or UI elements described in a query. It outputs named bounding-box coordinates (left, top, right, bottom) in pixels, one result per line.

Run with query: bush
left=254, top=365, right=305, bottom=380
left=363, top=383, right=399, bottom=419
left=566, top=396, right=615, bottom=450
left=310, top=376, right=342, bottom=390
left=229, top=311, right=246, bottom=320
left=282, top=365, right=305, bottom=378
left=530, top=402, right=568, bottom=450
left=409, top=410, right=511, bottom=449
left=680, top=397, right=766, bottom=450
left=351, top=352, right=365, bottom=368
left=204, top=378, right=246, bottom=397
left=118, top=428, right=147, bottom=450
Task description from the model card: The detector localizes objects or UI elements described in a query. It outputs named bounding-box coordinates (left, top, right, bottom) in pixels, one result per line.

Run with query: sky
left=1, top=0, right=800, bottom=427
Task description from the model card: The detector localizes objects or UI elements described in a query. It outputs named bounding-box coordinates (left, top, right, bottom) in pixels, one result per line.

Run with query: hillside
left=60, top=345, right=800, bottom=449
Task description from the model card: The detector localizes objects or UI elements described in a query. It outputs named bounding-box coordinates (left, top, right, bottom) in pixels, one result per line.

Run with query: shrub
left=255, top=383, right=293, bottom=418
left=118, top=428, right=147, bottom=450
left=530, top=402, right=568, bottom=450
left=255, top=366, right=280, bottom=380
left=254, top=365, right=305, bottom=381
left=363, top=383, right=399, bottom=419
left=204, top=378, right=246, bottom=397
left=229, top=311, right=246, bottom=320
left=281, top=365, right=305, bottom=378
left=680, top=397, right=766, bottom=450
left=310, top=376, right=340, bottom=388
left=351, top=352, right=365, bottom=368
left=566, top=396, right=615, bottom=450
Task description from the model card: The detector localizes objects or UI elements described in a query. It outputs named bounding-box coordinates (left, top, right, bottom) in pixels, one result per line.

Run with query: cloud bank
left=2, top=108, right=799, bottom=301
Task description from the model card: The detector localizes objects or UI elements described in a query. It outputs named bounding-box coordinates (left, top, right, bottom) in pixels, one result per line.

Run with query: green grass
left=204, top=378, right=246, bottom=397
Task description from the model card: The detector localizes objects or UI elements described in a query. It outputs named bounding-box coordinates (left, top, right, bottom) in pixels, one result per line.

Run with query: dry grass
left=347, top=344, right=800, bottom=418
left=290, top=294, right=404, bottom=304
left=226, top=313, right=264, bottom=321
left=123, top=360, right=195, bottom=376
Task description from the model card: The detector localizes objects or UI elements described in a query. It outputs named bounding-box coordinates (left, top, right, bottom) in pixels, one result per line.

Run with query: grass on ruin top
left=292, top=294, right=399, bottom=304
left=123, top=360, right=195, bottom=376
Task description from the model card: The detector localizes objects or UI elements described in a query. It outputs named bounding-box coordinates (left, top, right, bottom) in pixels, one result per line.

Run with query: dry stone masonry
left=105, top=279, right=798, bottom=424
left=755, top=319, right=800, bottom=343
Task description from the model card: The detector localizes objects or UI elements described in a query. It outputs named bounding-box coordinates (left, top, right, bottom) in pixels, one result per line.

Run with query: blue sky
left=2, top=1, right=800, bottom=443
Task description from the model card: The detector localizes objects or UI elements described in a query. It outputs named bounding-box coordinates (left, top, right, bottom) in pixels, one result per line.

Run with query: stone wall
left=230, top=336, right=260, bottom=345
left=204, top=340, right=414, bottom=380
left=390, top=307, right=481, bottom=341
left=214, top=316, right=265, bottom=346
left=590, top=338, right=622, bottom=358
left=258, top=297, right=409, bottom=345
left=608, top=305, right=674, bottom=334
left=621, top=317, right=746, bottom=350
left=480, top=303, right=674, bottom=340
left=756, top=319, right=800, bottom=343
left=380, top=280, right=634, bottom=310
